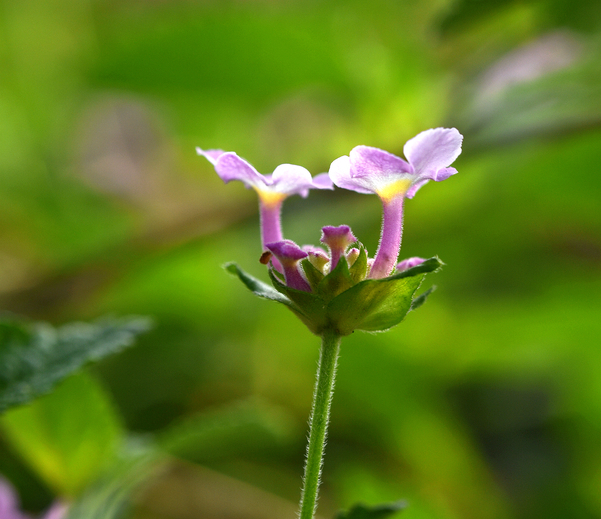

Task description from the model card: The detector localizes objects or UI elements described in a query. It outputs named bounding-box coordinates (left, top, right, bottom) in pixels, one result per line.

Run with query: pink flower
left=328, top=128, right=462, bottom=278
left=197, top=149, right=332, bottom=268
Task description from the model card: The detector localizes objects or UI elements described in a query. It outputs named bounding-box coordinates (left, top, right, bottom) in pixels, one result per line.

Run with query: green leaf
left=1, top=373, right=123, bottom=496
left=224, top=262, right=295, bottom=308
left=0, top=316, right=152, bottom=414
left=336, top=501, right=406, bottom=519
left=226, top=262, right=327, bottom=334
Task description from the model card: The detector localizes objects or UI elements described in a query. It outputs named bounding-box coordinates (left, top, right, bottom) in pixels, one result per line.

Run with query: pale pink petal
left=266, top=240, right=311, bottom=292
left=350, top=146, right=412, bottom=179
left=321, top=225, right=357, bottom=270
left=266, top=240, right=308, bottom=261
left=196, top=148, right=226, bottom=165
left=271, top=164, right=315, bottom=197
left=403, top=128, right=462, bottom=180
left=328, top=155, right=375, bottom=194
left=405, top=178, right=430, bottom=199
left=312, top=173, right=334, bottom=190
left=213, top=152, right=266, bottom=189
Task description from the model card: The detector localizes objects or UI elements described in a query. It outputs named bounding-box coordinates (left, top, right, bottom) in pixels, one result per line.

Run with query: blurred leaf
left=0, top=373, right=123, bottom=496
left=158, top=398, right=294, bottom=463
left=132, top=459, right=301, bottom=519
left=0, top=315, right=152, bottom=414
left=336, top=501, right=406, bottom=519
left=94, top=10, right=344, bottom=102
left=64, top=437, right=164, bottom=519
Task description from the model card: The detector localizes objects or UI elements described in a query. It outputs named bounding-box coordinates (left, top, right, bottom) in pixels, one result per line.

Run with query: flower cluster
left=198, top=128, right=462, bottom=335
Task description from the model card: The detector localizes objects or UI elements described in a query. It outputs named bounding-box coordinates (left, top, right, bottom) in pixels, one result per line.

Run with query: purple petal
left=213, top=152, right=267, bottom=189
left=321, top=225, right=357, bottom=243
left=196, top=148, right=226, bottom=165
left=350, top=146, right=412, bottom=179
left=330, top=147, right=413, bottom=197
left=266, top=240, right=311, bottom=292
left=396, top=257, right=426, bottom=271
left=328, top=155, right=375, bottom=195
left=312, top=173, right=334, bottom=190
left=321, top=225, right=357, bottom=270
left=403, top=128, right=463, bottom=180
left=432, top=166, right=458, bottom=182
left=270, top=164, right=315, bottom=197
left=266, top=240, right=308, bottom=262
left=405, top=178, right=430, bottom=199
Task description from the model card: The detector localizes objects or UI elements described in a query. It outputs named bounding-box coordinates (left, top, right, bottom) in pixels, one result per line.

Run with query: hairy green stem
left=299, top=328, right=342, bottom=519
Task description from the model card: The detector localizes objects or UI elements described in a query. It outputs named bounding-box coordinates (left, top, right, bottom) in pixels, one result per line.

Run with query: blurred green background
left=1, top=0, right=601, bottom=517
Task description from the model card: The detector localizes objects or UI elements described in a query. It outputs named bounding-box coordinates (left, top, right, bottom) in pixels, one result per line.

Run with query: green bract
left=225, top=257, right=442, bottom=336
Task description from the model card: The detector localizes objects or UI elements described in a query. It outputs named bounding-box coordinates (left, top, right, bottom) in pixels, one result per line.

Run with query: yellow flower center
left=376, top=178, right=412, bottom=203
left=256, top=188, right=287, bottom=208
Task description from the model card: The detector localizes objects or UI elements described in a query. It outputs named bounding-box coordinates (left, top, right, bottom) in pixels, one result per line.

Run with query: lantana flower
left=197, top=149, right=332, bottom=271
left=200, top=129, right=462, bottom=519
left=328, top=128, right=462, bottom=279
